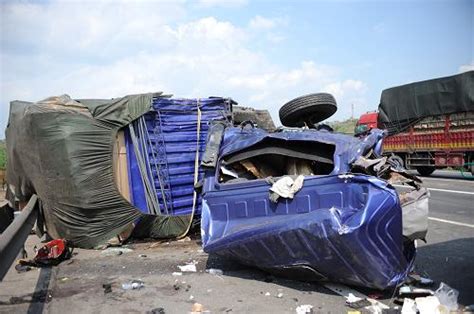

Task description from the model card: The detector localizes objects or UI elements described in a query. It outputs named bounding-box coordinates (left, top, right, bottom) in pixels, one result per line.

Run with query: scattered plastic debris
left=276, top=292, right=284, bottom=298
left=189, top=295, right=194, bottom=300
left=295, top=304, right=313, bottom=314
left=101, top=247, right=133, bottom=256
left=172, top=272, right=183, bottom=276
left=398, top=285, right=434, bottom=298
left=345, top=293, right=362, bottom=303
left=122, top=280, right=144, bottom=290
left=139, top=254, right=147, bottom=258
left=264, top=292, right=271, bottom=296
left=408, top=273, right=434, bottom=286
left=434, top=282, right=458, bottom=311
left=206, top=268, right=223, bottom=275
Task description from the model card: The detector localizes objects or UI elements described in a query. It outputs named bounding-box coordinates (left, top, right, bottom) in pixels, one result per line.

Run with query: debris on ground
left=178, top=261, right=197, bottom=272
left=121, top=280, right=144, bottom=290
left=205, top=268, right=223, bottom=275
left=147, top=308, right=165, bottom=314
left=102, top=283, right=112, bottom=294
left=264, top=292, right=270, bottom=296
left=101, top=247, right=133, bottom=256
left=276, top=292, right=284, bottom=298
left=401, top=298, right=417, bottom=314
left=18, top=239, right=72, bottom=267
left=172, top=272, right=183, bottom=276
left=407, top=273, right=434, bottom=286
left=398, top=285, right=434, bottom=298
left=346, top=298, right=372, bottom=309
left=177, top=236, right=192, bottom=242
left=433, top=282, right=459, bottom=311
left=14, top=264, right=31, bottom=273
left=138, top=254, right=147, bottom=258
left=415, top=296, right=441, bottom=313
left=295, top=304, right=313, bottom=314
left=396, top=282, right=459, bottom=313
left=191, top=303, right=203, bottom=312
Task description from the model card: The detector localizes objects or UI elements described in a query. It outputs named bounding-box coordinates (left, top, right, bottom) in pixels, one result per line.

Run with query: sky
left=0, top=0, right=472, bottom=137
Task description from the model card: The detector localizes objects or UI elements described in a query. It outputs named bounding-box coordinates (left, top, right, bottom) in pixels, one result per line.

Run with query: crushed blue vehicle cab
left=201, top=126, right=425, bottom=290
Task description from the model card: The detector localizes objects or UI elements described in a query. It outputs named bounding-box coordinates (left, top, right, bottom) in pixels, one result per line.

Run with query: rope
left=178, top=98, right=202, bottom=238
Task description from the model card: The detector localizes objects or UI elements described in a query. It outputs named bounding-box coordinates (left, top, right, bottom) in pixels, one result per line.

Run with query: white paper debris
left=401, top=298, right=417, bottom=314
left=178, top=261, right=197, bottom=272
left=415, top=296, right=441, bottom=314
left=206, top=268, right=223, bottom=275
left=295, top=304, right=313, bottom=314
left=270, top=175, right=305, bottom=199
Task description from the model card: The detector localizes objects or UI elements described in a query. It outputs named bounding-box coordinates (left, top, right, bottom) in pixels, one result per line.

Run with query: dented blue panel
left=201, top=174, right=414, bottom=289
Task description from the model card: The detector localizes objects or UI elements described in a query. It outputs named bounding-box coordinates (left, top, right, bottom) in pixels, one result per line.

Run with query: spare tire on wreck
left=279, top=93, right=337, bottom=127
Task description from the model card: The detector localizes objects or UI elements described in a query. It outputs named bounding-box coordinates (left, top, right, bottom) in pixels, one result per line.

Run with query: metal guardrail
left=0, top=195, right=38, bottom=281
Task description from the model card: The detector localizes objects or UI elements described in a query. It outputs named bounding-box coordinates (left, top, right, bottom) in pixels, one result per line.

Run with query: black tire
left=388, top=155, right=404, bottom=169
left=416, top=166, right=435, bottom=176
left=279, top=93, right=337, bottom=127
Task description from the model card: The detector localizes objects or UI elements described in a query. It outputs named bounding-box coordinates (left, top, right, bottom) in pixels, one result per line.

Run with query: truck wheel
left=388, top=155, right=404, bottom=169
left=279, top=93, right=337, bottom=127
left=416, top=166, right=435, bottom=176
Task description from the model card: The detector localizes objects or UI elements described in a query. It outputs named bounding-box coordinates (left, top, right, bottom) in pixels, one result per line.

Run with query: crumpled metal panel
left=219, top=127, right=385, bottom=174
left=201, top=127, right=415, bottom=289
left=202, top=174, right=414, bottom=289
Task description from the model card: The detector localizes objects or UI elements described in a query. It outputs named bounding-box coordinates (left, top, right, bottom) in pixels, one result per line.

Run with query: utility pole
left=351, top=103, right=354, bottom=120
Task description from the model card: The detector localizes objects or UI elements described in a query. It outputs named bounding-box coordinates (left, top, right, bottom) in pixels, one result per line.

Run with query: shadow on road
left=206, top=237, right=474, bottom=305
left=416, top=237, right=474, bottom=305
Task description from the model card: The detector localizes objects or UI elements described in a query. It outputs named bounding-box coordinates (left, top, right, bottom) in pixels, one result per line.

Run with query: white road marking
left=323, top=283, right=390, bottom=309
left=426, top=187, right=474, bottom=195
left=393, top=185, right=474, bottom=195
left=428, top=217, right=474, bottom=229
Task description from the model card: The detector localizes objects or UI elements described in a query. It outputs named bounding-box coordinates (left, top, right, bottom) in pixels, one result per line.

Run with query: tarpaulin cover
left=378, top=71, right=474, bottom=134
left=5, top=94, right=190, bottom=248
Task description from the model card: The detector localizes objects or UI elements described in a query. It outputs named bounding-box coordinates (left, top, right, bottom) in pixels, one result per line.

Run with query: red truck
left=356, top=71, right=474, bottom=176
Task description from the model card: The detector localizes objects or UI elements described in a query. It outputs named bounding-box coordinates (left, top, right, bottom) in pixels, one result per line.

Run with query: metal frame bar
left=0, top=195, right=38, bottom=281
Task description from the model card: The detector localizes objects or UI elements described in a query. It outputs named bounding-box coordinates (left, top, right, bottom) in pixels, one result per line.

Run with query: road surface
left=0, top=170, right=473, bottom=313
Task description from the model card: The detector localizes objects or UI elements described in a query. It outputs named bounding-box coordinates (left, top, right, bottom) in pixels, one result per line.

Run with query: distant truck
left=356, top=71, right=474, bottom=176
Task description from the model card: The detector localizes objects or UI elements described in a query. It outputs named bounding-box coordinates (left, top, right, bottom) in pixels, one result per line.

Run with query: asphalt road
left=0, top=170, right=473, bottom=313
left=411, top=170, right=474, bottom=306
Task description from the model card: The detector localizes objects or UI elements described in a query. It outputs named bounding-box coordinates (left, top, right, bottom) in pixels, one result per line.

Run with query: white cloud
left=459, top=61, right=474, bottom=73
left=0, top=1, right=367, bottom=133
left=248, top=15, right=287, bottom=30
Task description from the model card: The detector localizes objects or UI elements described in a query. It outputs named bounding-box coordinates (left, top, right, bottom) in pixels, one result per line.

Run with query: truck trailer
left=356, top=71, right=474, bottom=176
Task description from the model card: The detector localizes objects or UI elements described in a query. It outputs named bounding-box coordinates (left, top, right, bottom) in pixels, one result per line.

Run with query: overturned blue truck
left=4, top=92, right=428, bottom=289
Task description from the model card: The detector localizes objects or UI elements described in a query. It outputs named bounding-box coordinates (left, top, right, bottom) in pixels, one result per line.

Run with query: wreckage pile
left=4, top=92, right=430, bottom=296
